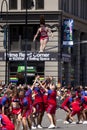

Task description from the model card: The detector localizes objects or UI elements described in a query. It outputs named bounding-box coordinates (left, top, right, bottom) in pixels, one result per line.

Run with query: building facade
left=0, top=0, right=87, bottom=86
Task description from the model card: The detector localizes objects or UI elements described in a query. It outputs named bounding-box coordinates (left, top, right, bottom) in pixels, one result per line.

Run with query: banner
left=8, top=52, right=58, bottom=61
left=0, top=52, right=70, bottom=62
left=63, top=19, right=74, bottom=46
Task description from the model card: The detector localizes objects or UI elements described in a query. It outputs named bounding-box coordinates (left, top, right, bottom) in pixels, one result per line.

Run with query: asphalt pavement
left=19, top=108, right=87, bottom=130
left=41, top=109, right=87, bottom=130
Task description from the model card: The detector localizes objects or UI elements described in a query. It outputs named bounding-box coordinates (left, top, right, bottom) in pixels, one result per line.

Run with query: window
left=10, top=26, right=19, bottom=41
left=73, top=0, right=78, bottom=16
left=63, top=0, right=67, bottom=11
left=35, top=0, right=44, bottom=9
left=9, top=25, right=40, bottom=51
left=80, top=0, right=84, bottom=18
left=10, top=25, right=19, bottom=51
left=60, top=0, right=64, bottom=11
left=9, top=61, right=44, bottom=84
left=21, top=0, right=34, bottom=9
left=9, top=0, right=17, bottom=10
left=83, top=0, right=86, bottom=19
left=71, top=0, right=74, bottom=14
left=65, top=0, right=69, bottom=12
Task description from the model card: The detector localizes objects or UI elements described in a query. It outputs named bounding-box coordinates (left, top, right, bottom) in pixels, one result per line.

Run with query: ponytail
left=40, top=15, right=45, bottom=25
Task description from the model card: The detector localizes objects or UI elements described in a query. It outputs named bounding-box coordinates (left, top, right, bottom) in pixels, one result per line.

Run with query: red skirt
left=46, top=104, right=56, bottom=114
left=12, top=108, right=21, bottom=115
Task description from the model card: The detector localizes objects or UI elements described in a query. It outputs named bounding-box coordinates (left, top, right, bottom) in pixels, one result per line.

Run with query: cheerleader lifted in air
left=33, top=15, right=53, bottom=52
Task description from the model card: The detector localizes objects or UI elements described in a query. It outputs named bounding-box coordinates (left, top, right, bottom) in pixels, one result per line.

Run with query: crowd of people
left=0, top=76, right=57, bottom=130
left=58, top=85, right=87, bottom=125
left=0, top=75, right=87, bottom=130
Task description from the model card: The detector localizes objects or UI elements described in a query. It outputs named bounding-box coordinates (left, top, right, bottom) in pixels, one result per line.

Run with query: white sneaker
left=83, top=121, right=87, bottom=124
left=63, top=121, right=70, bottom=124
left=31, top=126, right=37, bottom=129
left=78, top=120, right=83, bottom=124
left=39, top=50, right=43, bottom=52
left=48, top=124, right=55, bottom=129
left=37, top=125, right=43, bottom=129
left=71, top=122, right=76, bottom=124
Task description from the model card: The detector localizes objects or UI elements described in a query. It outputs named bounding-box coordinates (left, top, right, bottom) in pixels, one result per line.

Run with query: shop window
left=10, top=26, right=19, bottom=41
left=9, top=61, right=44, bottom=84
left=10, top=24, right=40, bottom=51
left=21, top=0, right=34, bottom=9
left=10, top=26, right=19, bottom=51
left=35, top=0, right=44, bottom=9
left=9, top=0, right=17, bottom=10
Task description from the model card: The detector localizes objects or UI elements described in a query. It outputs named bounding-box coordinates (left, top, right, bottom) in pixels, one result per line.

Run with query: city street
left=41, top=109, right=87, bottom=130
left=0, top=1, right=87, bottom=130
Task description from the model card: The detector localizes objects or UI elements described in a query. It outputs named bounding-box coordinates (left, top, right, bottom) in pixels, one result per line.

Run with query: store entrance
left=17, top=74, right=35, bottom=85
left=17, top=66, right=36, bottom=85
left=9, top=61, right=44, bottom=85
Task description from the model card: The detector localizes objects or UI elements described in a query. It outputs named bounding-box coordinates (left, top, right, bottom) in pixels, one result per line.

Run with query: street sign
left=17, top=66, right=36, bottom=73
left=0, top=52, right=71, bottom=62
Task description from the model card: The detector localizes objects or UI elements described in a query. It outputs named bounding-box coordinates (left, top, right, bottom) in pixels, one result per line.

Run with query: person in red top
left=19, top=89, right=32, bottom=130
left=43, top=90, right=48, bottom=111
left=0, top=114, right=15, bottom=130
left=25, top=86, right=33, bottom=106
left=61, top=92, right=75, bottom=124
left=10, top=88, right=21, bottom=130
left=38, top=80, right=57, bottom=129
left=33, top=15, right=53, bottom=52
left=1, top=92, right=11, bottom=119
left=47, top=88, right=57, bottom=113
left=61, top=96, right=72, bottom=112
left=69, top=97, right=82, bottom=124
left=33, top=83, right=44, bottom=129
left=80, top=95, right=87, bottom=124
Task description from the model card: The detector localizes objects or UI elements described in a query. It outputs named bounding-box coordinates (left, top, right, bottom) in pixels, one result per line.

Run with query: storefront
left=0, top=11, right=72, bottom=85
left=8, top=52, right=58, bottom=79
left=9, top=61, right=44, bottom=85
left=0, top=50, right=71, bottom=85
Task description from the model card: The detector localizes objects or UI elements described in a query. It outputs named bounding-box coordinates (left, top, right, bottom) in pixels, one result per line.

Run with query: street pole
left=24, top=0, right=34, bottom=84
left=1, top=0, right=8, bottom=85
left=59, top=11, right=63, bottom=86
left=25, top=0, right=28, bottom=84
